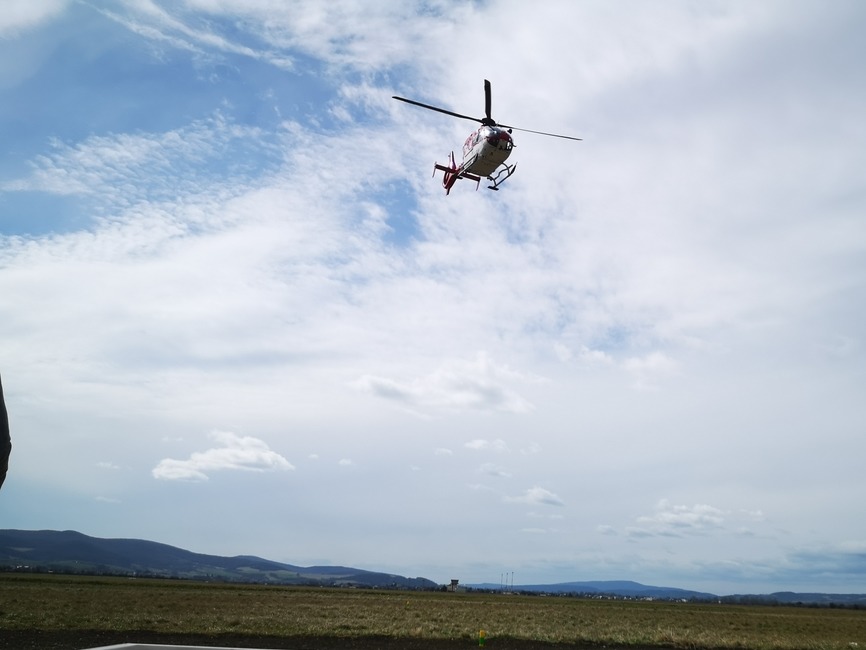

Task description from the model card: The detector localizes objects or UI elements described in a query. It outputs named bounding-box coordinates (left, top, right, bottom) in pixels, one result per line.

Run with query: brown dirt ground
left=0, top=630, right=636, bottom=650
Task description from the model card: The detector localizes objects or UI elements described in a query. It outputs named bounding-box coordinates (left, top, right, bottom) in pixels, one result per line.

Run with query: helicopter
left=393, top=79, right=580, bottom=195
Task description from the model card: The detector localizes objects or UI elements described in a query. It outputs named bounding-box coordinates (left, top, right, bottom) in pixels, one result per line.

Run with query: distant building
left=449, top=579, right=459, bottom=592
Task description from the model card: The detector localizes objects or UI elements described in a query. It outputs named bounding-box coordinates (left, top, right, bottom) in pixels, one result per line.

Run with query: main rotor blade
left=392, top=96, right=482, bottom=124
left=484, top=79, right=492, bottom=121
left=500, top=123, right=583, bottom=141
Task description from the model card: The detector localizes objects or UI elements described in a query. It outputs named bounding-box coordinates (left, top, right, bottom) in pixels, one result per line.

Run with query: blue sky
left=1, top=0, right=864, bottom=596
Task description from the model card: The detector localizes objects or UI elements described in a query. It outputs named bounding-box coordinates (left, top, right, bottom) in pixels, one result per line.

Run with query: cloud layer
left=0, top=0, right=863, bottom=594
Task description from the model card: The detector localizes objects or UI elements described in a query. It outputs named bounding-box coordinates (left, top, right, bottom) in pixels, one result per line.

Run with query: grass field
left=1, top=573, right=864, bottom=649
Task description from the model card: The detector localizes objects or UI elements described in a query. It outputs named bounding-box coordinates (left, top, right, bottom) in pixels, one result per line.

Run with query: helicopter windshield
left=486, top=128, right=513, bottom=151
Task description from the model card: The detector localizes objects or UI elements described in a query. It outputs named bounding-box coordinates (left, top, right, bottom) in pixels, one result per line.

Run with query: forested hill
left=0, top=529, right=438, bottom=589
left=3, top=529, right=863, bottom=605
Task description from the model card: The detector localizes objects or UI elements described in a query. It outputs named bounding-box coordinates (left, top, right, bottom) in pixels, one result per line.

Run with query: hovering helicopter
left=393, top=79, right=580, bottom=195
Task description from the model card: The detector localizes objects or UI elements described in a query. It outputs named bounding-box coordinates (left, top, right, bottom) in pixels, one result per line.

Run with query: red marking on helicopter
left=393, top=79, right=580, bottom=194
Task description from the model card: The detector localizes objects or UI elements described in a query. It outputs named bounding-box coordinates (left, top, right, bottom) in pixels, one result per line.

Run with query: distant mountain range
left=468, top=580, right=866, bottom=606
left=468, top=579, right=717, bottom=600
left=0, top=529, right=437, bottom=589
left=2, top=529, right=864, bottom=606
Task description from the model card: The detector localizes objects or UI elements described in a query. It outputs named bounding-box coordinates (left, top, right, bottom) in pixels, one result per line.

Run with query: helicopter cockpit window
left=487, top=130, right=513, bottom=151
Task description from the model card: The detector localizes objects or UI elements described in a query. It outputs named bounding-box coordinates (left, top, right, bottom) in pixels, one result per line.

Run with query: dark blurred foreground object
left=0, top=373, right=10, bottom=490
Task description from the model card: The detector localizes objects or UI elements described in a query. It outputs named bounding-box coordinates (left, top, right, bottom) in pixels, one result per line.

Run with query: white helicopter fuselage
left=461, top=125, right=514, bottom=177
left=394, top=78, right=579, bottom=193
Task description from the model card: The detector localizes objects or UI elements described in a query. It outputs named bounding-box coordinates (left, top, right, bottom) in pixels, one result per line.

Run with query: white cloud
left=2, top=114, right=270, bottom=207
left=1, top=0, right=864, bottom=595
left=0, top=0, right=67, bottom=35
left=180, top=0, right=473, bottom=73
left=506, top=487, right=565, bottom=508
left=625, top=527, right=655, bottom=540
left=596, top=525, right=617, bottom=536
left=623, top=500, right=734, bottom=539
left=579, top=346, right=614, bottom=365
left=640, top=499, right=725, bottom=529
left=96, top=1, right=294, bottom=70
left=622, top=352, right=679, bottom=391
left=152, top=430, right=293, bottom=481
left=519, top=442, right=541, bottom=456
left=478, top=463, right=511, bottom=479
left=355, top=354, right=535, bottom=414
left=465, top=439, right=510, bottom=453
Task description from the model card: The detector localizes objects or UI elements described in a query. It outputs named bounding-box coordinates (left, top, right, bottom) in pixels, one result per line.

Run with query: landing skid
left=487, top=163, right=516, bottom=191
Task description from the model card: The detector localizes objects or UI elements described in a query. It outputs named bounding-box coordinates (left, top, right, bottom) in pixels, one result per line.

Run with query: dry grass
left=1, top=574, right=864, bottom=649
